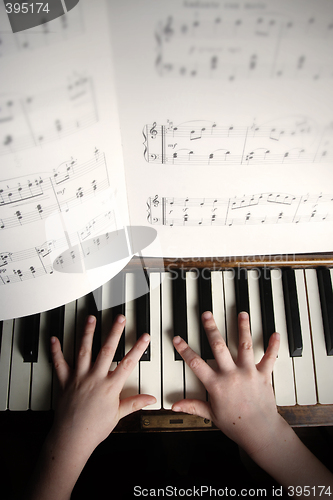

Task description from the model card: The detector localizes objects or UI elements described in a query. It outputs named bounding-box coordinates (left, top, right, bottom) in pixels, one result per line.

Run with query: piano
left=1, top=254, right=333, bottom=432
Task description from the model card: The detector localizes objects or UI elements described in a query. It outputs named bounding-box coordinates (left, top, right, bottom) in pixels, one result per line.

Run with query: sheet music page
left=0, top=1, right=130, bottom=320
left=107, top=0, right=333, bottom=258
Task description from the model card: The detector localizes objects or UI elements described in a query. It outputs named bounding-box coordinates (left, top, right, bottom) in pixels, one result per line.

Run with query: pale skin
left=26, top=311, right=333, bottom=500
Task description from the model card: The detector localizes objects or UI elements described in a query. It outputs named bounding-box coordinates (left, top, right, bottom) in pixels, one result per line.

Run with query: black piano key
left=87, top=287, right=103, bottom=362
left=282, top=268, right=303, bottom=357
left=172, top=270, right=188, bottom=360
left=112, top=273, right=126, bottom=362
left=234, top=268, right=250, bottom=317
left=316, top=268, right=333, bottom=356
left=135, top=271, right=150, bottom=361
left=258, top=268, right=275, bottom=352
left=198, top=270, right=214, bottom=360
left=22, top=314, right=40, bottom=362
left=48, top=306, right=65, bottom=362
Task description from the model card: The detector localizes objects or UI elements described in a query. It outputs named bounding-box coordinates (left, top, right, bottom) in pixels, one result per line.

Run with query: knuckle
left=78, top=346, right=90, bottom=358
left=176, top=343, right=188, bottom=356
left=205, top=322, right=217, bottom=333
left=210, top=340, right=226, bottom=353
left=241, top=340, right=253, bottom=351
left=53, top=359, right=63, bottom=371
left=187, top=402, right=197, bottom=415
left=189, top=356, right=201, bottom=371
left=100, top=345, right=113, bottom=358
left=121, top=356, right=134, bottom=371
left=131, top=399, right=141, bottom=411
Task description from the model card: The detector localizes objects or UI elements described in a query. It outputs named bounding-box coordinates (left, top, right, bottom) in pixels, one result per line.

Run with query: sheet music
left=2, top=0, right=333, bottom=320
left=0, top=1, right=130, bottom=320
left=107, top=0, right=333, bottom=258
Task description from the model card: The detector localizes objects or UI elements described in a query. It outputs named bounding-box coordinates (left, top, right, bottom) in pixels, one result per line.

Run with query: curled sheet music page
left=0, top=1, right=130, bottom=320
left=107, top=0, right=333, bottom=258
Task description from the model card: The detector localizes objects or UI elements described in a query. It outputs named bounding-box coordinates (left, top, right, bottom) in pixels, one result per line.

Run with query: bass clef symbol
left=150, top=122, right=158, bottom=139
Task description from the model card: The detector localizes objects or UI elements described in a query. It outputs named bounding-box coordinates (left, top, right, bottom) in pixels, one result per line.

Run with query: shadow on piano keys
left=0, top=254, right=333, bottom=431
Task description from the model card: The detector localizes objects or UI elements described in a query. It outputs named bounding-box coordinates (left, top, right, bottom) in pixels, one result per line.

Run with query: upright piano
left=0, top=254, right=333, bottom=432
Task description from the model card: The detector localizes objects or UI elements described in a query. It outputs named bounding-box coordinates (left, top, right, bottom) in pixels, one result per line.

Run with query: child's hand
left=51, top=314, right=156, bottom=456
left=172, top=311, right=282, bottom=456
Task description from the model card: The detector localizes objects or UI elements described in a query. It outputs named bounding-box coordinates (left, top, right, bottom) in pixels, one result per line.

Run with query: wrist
left=46, top=424, right=94, bottom=466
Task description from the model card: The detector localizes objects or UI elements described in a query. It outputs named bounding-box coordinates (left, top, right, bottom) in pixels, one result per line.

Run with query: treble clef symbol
left=153, top=195, right=159, bottom=208
left=150, top=122, right=158, bottom=139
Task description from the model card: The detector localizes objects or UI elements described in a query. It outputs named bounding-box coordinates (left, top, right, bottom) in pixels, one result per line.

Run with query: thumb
left=172, top=399, right=212, bottom=421
left=119, top=394, right=157, bottom=419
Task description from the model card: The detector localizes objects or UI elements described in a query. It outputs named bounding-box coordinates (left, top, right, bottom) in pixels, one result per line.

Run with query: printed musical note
left=0, top=74, right=98, bottom=156
left=0, top=1, right=84, bottom=59
left=0, top=151, right=109, bottom=230
left=154, top=8, right=333, bottom=81
left=143, top=117, right=331, bottom=167
left=147, top=193, right=333, bottom=227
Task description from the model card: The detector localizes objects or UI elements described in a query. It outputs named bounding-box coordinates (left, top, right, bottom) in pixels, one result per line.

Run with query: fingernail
left=273, top=332, right=280, bottom=340
left=239, top=312, right=248, bottom=320
left=142, top=333, right=150, bottom=342
left=202, top=311, right=212, bottom=320
left=172, top=405, right=181, bottom=412
left=50, top=336, right=56, bottom=344
left=88, top=315, right=95, bottom=323
left=173, top=336, right=181, bottom=345
left=117, top=315, right=125, bottom=323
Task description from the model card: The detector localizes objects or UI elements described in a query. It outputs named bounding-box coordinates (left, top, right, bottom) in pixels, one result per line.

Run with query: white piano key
left=161, top=272, right=184, bottom=409
left=247, top=270, right=265, bottom=364
left=291, top=270, right=317, bottom=405
left=8, top=318, right=32, bottom=410
left=30, top=312, right=53, bottom=410
left=102, top=281, right=117, bottom=372
left=140, top=272, right=161, bottom=409
left=0, top=320, right=14, bottom=410
left=223, top=270, right=238, bottom=361
left=305, top=269, right=333, bottom=404
left=121, top=273, right=139, bottom=399
left=270, top=269, right=296, bottom=406
left=185, top=271, right=206, bottom=401
left=52, top=301, right=76, bottom=409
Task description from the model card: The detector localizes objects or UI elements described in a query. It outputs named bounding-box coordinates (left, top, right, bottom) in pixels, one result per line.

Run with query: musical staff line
left=0, top=74, right=98, bottom=156
left=147, top=193, right=333, bottom=227
left=143, top=119, right=332, bottom=166
left=0, top=208, right=117, bottom=286
left=0, top=1, right=84, bottom=59
left=155, top=9, right=333, bottom=81
left=0, top=151, right=109, bottom=230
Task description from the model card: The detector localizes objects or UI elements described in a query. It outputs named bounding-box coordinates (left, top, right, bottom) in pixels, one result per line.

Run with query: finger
left=110, top=333, right=151, bottom=389
left=76, top=315, right=96, bottom=377
left=236, top=312, right=255, bottom=368
left=201, top=311, right=234, bottom=372
left=50, top=336, right=70, bottom=389
left=118, top=394, right=157, bottom=419
left=256, top=332, right=280, bottom=376
left=173, top=335, right=215, bottom=387
left=93, top=315, right=126, bottom=376
left=172, top=399, right=212, bottom=422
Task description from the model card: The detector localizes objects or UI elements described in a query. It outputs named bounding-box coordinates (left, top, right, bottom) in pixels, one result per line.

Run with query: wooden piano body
left=0, top=253, right=333, bottom=432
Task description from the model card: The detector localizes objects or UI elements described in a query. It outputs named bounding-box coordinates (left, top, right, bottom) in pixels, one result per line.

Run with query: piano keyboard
left=0, top=267, right=333, bottom=412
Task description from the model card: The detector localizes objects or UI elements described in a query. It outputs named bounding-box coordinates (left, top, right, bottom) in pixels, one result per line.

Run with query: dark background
left=0, top=413, right=332, bottom=500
